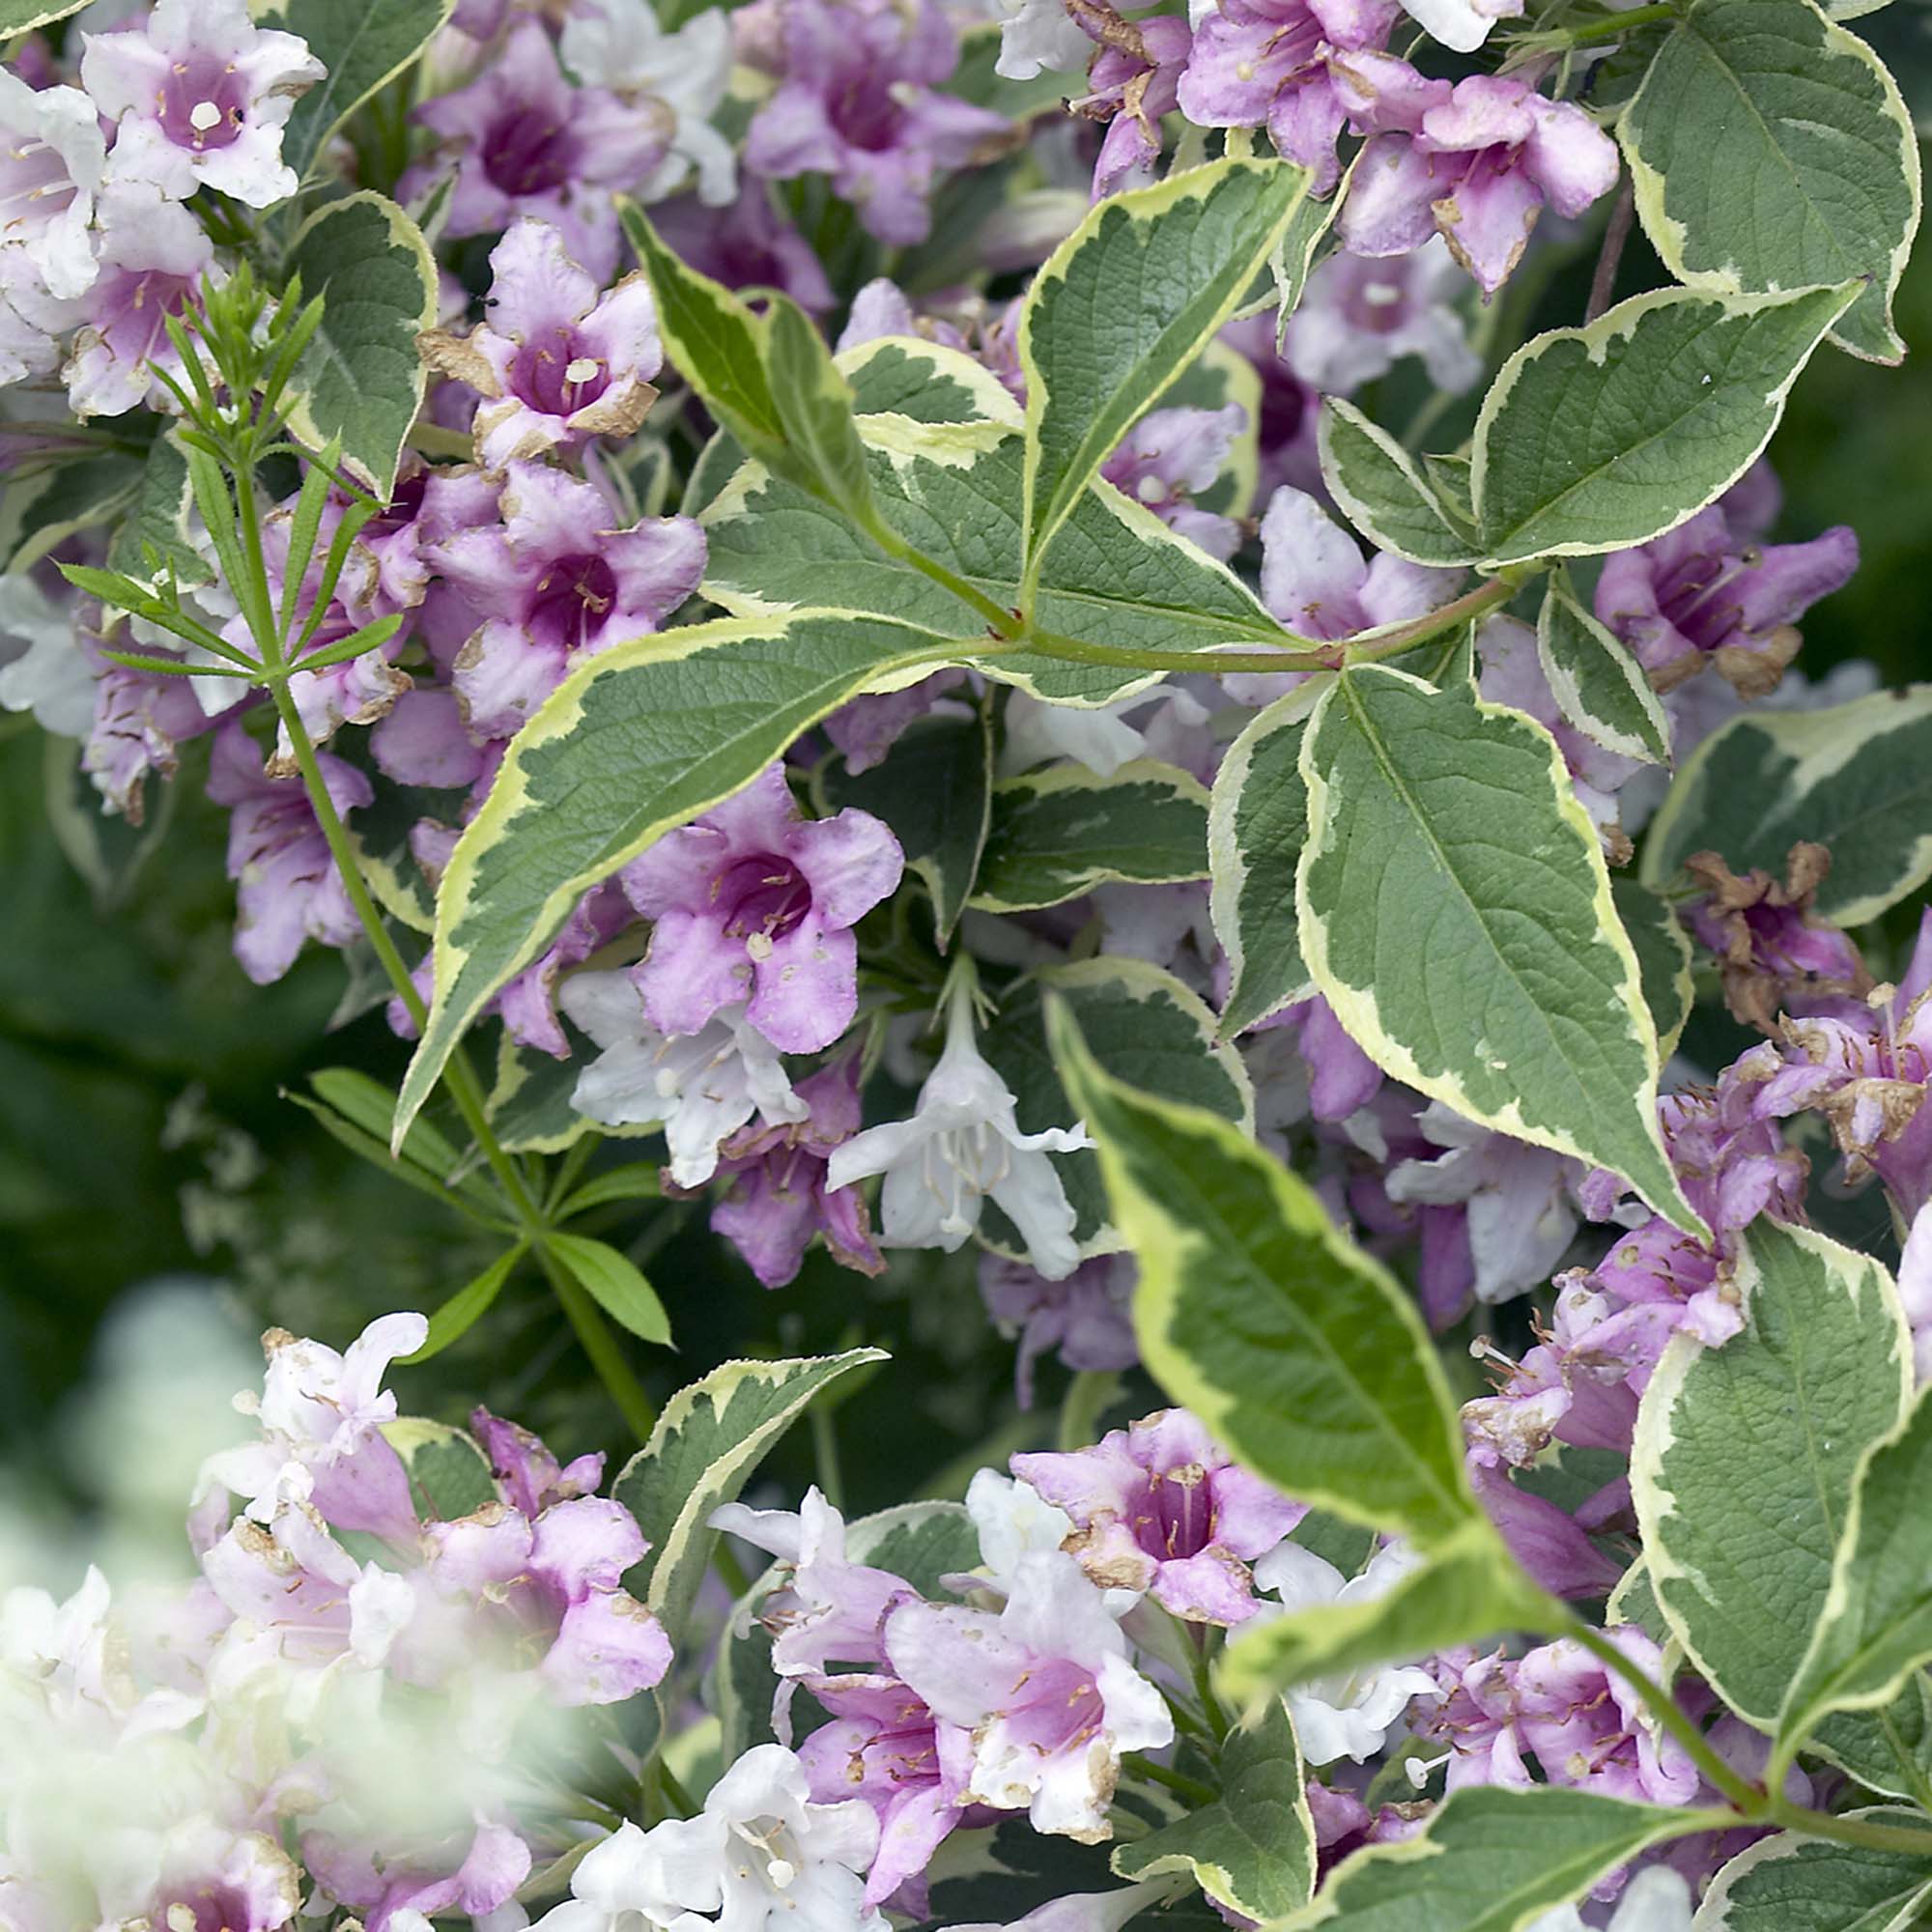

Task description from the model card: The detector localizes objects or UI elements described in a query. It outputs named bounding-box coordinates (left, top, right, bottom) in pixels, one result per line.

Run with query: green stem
left=810, top=1397, right=846, bottom=1512
left=714, top=1536, right=753, bottom=1602
left=867, top=518, right=1023, bottom=638
left=1764, top=1801, right=1932, bottom=1858
left=1188, top=1630, right=1234, bottom=1747
left=1562, top=1618, right=1764, bottom=1815
left=538, top=1245, right=659, bottom=1442
left=1560, top=1, right=1675, bottom=43
left=656, top=1760, right=699, bottom=1820
left=1122, top=1753, right=1218, bottom=1807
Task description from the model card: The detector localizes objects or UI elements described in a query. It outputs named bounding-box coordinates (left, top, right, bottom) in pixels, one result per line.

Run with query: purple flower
left=882, top=1548, right=1172, bottom=1841
left=422, top=219, right=664, bottom=470
left=1073, top=14, right=1194, bottom=202
left=1594, top=497, right=1859, bottom=697
left=61, top=185, right=214, bottom=419
left=471, top=1406, right=607, bottom=1518
left=1178, top=0, right=1398, bottom=195
left=698, top=1062, right=887, bottom=1288
left=979, top=1252, right=1139, bottom=1409
left=429, top=464, right=704, bottom=739
left=1012, top=1408, right=1304, bottom=1624
left=1464, top=1443, right=1621, bottom=1601
left=1335, top=60, right=1619, bottom=294
left=743, top=0, right=1006, bottom=245
left=620, top=761, right=902, bottom=1053
left=1219, top=310, right=1323, bottom=500
left=302, top=1821, right=533, bottom=1932
left=0, top=68, right=106, bottom=300
left=410, top=20, right=672, bottom=283
left=1261, top=484, right=1463, bottom=641
left=1682, top=844, right=1870, bottom=1034
left=647, top=176, right=835, bottom=311
left=81, top=0, right=324, bottom=208
left=1897, top=1203, right=1932, bottom=1386
left=1099, top=405, right=1245, bottom=560
left=821, top=668, right=974, bottom=774
left=1282, top=239, right=1481, bottom=396
left=83, top=653, right=213, bottom=822
left=202, top=722, right=374, bottom=987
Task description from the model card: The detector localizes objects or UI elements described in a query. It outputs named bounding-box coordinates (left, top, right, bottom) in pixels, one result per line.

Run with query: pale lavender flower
left=621, top=761, right=901, bottom=1054
left=1336, top=60, right=1619, bottom=295
left=1013, top=1407, right=1303, bottom=1624
left=1897, top=1202, right=1932, bottom=1385
left=979, top=1252, right=1139, bottom=1408
left=472, top=1406, right=607, bottom=1518
left=744, top=0, right=1006, bottom=245
left=422, top=218, right=664, bottom=470
left=648, top=176, right=834, bottom=311
left=429, top=463, right=704, bottom=739
left=84, top=651, right=213, bottom=821
left=1282, top=238, right=1480, bottom=396
left=410, top=19, right=672, bottom=283
left=1099, top=404, right=1245, bottom=560
left=991, top=0, right=1092, bottom=80
left=303, top=1821, right=534, bottom=1932
left=0, top=571, right=91, bottom=735
left=94, top=1821, right=303, bottom=1932
left=882, top=1548, right=1172, bottom=1841
left=81, top=0, right=324, bottom=207
left=821, top=667, right=973, bottom=774
left=0, top=68, right=106, bottom=299
left=1178, top=0, right=1398, bottom=194
left=202, top=722, right=374, bottom=988
left=1076, top=15, right=1193, bottom=202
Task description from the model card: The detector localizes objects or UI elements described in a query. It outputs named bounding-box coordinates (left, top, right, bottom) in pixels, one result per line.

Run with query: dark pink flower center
left=99, top=265, right=198, bottom=365
left=155, top=1882, right=258, bottom=1932
left=482, top=103, right=580, bottom=197
left=159, top=56, right=248, bottom=152
left=718, top=853, right=812, bottom=943
left=363, top=469, right=429, bottom=541
left=512, top=325, right=611, bottom=417
left=1006, top=1659, right=1106, bottom=1754
left=1126, top=1465, right=1213, bottom=1560
left=526, top=553, right=618, bottom=651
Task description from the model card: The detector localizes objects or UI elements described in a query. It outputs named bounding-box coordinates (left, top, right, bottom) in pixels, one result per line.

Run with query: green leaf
left=1641, top=684, right=1932, bottom=927
left=765, top=296, right=877, bottom=526
left=0, top=0, right=87, bottom=28
left=813, top=708, right=993, bottom=946
left=1809, top=1677, right=1932, bottom=1804
left=9, top=451, right=142, bottom=573
left=545, top=1232, right=671, bottom=1347
left=1049, top=1001, right=1475, bottom=1547
left=284, top=191, right=438, bottom=498
left=980, top=958, right=1253, bottom=1260
left=1470, top=284, right=1858, bottom=567
left=270, top=0, right=456, bottom=186
left=1110, top=1698, right=1316, bottom=1921
left=838, top=333, right=1023, bottom=426
left=309, top=1065, right=465, bottom=1178
left=613, top=1350, right=889, bottom=1641
left=1319, top=400, right=1480, bottom=567
left=1693, top=1814, right=1932, bottom=1930
left=1269, top=185, right=1345, bottom=347
left=970, top=759, right=1209, bottom=913
left=1019, top=157, right=1312, bottom=582
left=1536, top=578, right=1671, bottom=765
left=1273, top=1787, right=1714, bottom=1932
left=399, top=1244, right=526, bottom=1364
left=394, top=611, right=958, bottom=1149
left=106, top=429, right=210, bottom=587
left=1218, top=1518, right=1557, bottom=1717
left=558, top=1162, right=665, bottom=1217
left=698, top=413, right=1287, bottom=706
left=1297, top=666, right=1700, bottom=1235
left=382, top=1416, right=499, bottom=1520
left=1611, top=876, right=1695, bottom=1063
left=1778, top=1382, right=1932, bottom=1772
left=1631, top=1219, right=1911, bottom=1730
left=1209, top=682, right=1321, bottom=1039
left=1621, top=0, right=1920, bottom=364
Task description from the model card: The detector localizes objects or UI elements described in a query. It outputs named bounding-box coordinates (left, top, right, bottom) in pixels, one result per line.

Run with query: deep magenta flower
left=620, top=761, right=902, bottom=1053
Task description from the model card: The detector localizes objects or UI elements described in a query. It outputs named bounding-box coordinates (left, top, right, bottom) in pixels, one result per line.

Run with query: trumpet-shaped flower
left=0, top=69, right=106, bottom=299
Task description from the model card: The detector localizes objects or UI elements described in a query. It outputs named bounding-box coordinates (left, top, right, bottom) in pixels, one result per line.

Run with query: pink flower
left=1012, top=1408, right=1304, bottom=1624
left=979, top=1253, right=1139, bottom=1410
left=621, top=761, right=902, bottom=1054
left=423, top=219, right=664, bottom=470
left=81, top=0, right=324, bottom=208
left=1075, top=15, right=1194, bottom=202
left=471, top=1406, right=607, bottom=1518
left=1099, top=406, right=1246, bottom=560
left=410, top=20, right=672, bottom=283
left=429, top=464, right=704, bottom=739
left=0, top=68, right=106, bottom=300
left=1336, top=60, right=1619, bottom=294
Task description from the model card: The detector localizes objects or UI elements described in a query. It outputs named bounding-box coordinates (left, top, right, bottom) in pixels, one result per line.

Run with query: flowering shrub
left=2, top=0, right=1931, bottom=1926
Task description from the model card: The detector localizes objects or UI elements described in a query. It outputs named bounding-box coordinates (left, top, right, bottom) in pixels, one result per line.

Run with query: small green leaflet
left=1297, top=666, right=1700, bottom=1236
left=764, top=296, right=878, bottom=528
left=400, top=1246, right=526, bottom=1364
left=1272, top=1786, right=1713, bottom=1932
left=1693, top=1814, right=1932, bottom=1931
left=269, top=0, right=455, bottom=186
left=1050, top=1001, right=1476, bottom=1547
left=1777, top=1382, right=1932, bottom=1777
left=1470, top=284, right=1858, bottom=567
left=980, top=958, right=1253, bottom=1258
left=106, top=430, right=209, bottom=587
left=1018, top=157, right=1312, bottom=585
left=1809, top=1676, right=1932, bottom=1804
left=284, top=192, right=438, bottom=498
left=1621, top=0, right=1920, bottom=365
left=546, top=1232, right=669, bottom=1347
left=814, top=708, right=993, bottom=947
left=615, top=1350, right=888, bottom=1645
left=1611, top=876, right=1695, bottom=1063
left=1641, top=685, right=1932, bottom=927
left=971, top=760, right=1209, bottom=912
left=1536, top=577, right=1671, bottom=765
left=383, top=1416, right=499, bottom=1520
left=1632, top=1220, right=1911, bottom=1730
left=1217, top=1519, right=1558, bottom=1717
left=1319, top=401, right=1480, bottom=568
left=1209, top=682, right=1321, bottom=1039
left=1270, top=183, right=1345, bottom=349
left=393, top=611, right=961, bottom=1149
left=1110, top=1698, right=1316, bottom=1921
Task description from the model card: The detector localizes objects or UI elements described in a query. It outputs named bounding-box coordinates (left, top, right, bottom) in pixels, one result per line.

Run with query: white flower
left=559, top=1, right=737, bottom=205
left=531, top=1815, right=729, bottom=1932
left=558, top=973, right=806, bottom=1188
left=988, top=0, right=1093, bottom=82
left=1000, top=685, right=1209, bottom=781
left=0, top=573, right=93, bottom=736
left=965, top=1468, right=1075, bottom=1594
left=705, top=1745, right=886, bottom=1932
left=1526, top=1865, right=1692, bottom=1932
left=0, top=70, right=105, bottom=302
left=952, top=1878, right=1182, bottom=1932
left=1249, top=1541, right=1436, bottom=1767
left=1395, top=0, right=1522, bottom=52
left=826, top=980, right=1090, bottom=1278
